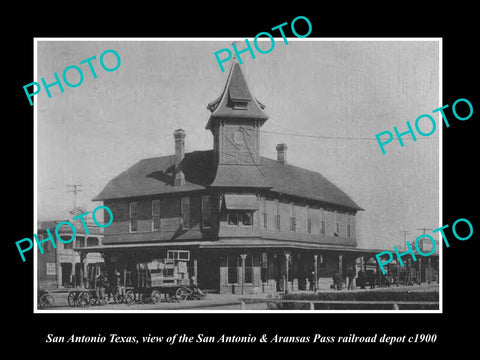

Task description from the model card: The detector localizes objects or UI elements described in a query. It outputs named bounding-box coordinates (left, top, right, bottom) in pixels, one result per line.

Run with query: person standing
left=115, top=271, right=125, bottom=297
left=309, top=270, right=315, bottom=291
left=358, top=269, right=366, bottom=289
left=332, top=271, right=339, bottom=290
left=347, top=267, right=355, bottom=290
left=369, top=270, right=376, bottom=289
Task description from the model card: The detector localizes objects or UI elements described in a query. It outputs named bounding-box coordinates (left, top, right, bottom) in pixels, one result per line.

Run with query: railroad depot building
left=77, top=62, right=430, bottom=294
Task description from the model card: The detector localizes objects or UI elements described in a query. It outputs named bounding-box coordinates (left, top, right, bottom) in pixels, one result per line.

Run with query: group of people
left=94, top=271, right=125, bottom=300
left=332, top=266, right=357, bottom=290
left=332, top=267, right=382, bottom=290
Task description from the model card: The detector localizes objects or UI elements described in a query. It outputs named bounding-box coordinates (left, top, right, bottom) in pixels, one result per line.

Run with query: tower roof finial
left=231, top=40, right=240, bottom=62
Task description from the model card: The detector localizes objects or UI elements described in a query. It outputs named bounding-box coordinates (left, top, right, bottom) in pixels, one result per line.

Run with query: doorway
left=61, top=263, right=72, bottom=287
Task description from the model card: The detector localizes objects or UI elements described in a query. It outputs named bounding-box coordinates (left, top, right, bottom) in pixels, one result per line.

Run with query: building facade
left=79, top=62, right=394, bottom=294
left=37, top=218, right=104, bottom=289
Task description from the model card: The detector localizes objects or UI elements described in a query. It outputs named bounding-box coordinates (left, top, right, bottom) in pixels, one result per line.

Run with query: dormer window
left=233, top=101, right=248, bottom=110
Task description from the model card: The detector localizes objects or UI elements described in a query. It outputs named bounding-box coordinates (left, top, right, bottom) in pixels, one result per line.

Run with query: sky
left=36, top=39, right=440, bottom=250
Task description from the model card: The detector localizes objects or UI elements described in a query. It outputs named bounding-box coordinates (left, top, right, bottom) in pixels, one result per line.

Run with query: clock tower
left=206, top=62, right=269, bottom=167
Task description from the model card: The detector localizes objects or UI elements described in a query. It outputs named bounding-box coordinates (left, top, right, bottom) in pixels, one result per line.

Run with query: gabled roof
left=93, top=151, right=215, bottom=201
left=93, top=151, right=363, bottom=211
left=259, top=157, right=363, bottom=211
left=209, top=164, right=272, bottom=188
left=206, top=62, right=268, bottom=130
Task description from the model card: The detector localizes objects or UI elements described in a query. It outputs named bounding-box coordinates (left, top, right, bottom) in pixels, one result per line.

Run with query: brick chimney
left=173, top=129, right=186, bottom=186
left=276, top=143, right=288, bottom=165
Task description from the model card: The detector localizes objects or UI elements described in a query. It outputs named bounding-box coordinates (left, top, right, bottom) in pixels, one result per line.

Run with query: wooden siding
left=103, top=193, right=357, bottom=247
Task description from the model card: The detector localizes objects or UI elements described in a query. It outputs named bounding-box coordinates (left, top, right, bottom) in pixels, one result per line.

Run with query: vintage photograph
left=34, top=39, right=440, bottom=312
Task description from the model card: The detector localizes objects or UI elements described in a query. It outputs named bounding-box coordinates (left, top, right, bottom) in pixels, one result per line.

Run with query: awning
left=224, top=194, right=259, bottom=210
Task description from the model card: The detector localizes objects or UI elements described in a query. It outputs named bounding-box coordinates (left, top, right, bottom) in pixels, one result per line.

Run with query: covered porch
left=198, top=239, right=386, bottom=294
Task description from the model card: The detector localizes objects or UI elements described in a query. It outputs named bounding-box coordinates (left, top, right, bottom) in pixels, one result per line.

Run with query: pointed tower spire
left=206, top=62, right=268, bottom=131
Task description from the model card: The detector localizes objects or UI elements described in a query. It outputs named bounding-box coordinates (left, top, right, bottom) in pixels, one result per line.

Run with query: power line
left=257, top=129, right=438, bottom=141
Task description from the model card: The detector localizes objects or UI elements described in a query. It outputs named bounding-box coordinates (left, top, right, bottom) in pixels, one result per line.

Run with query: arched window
left=86, top=237, right=99, bottom=247
left=60, top=236, right=73, bottom=249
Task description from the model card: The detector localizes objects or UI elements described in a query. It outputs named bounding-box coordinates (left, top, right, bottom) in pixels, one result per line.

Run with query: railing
left=239, top=298, right=439, bottom=310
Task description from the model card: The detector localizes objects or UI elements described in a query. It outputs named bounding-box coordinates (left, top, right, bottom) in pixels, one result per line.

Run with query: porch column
left=193, top=257, right=198, bottom=284
left=284, top=252, right=290, bottom=294
left=338, top=254, right=343, bottom=290
left=84, top=257, right=89, bottom=288
left=71, top=258, right=76, bottom=287
left=79, top=252, right=86, bottom=288
left=427, top=258, right=432, bottom=284
left=418, top=258, right=422, bottom=285
left=56, top=247, right=62, bottom=288
left=313, top=254, right=318, bottom=292
left=240, top=253, right=247, bottom=295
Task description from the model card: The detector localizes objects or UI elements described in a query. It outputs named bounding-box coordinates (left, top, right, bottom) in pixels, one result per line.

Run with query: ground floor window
left=227, top=254, right=239, bottom=284
left=244, top=255, right=253, bottom=284
left=261, top=253, right=268, bottom=283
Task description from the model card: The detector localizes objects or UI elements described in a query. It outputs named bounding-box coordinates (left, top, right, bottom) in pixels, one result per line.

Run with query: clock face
left=221, top=125, right=257, bottom=164
left=232, top=130, right=244, bottom=145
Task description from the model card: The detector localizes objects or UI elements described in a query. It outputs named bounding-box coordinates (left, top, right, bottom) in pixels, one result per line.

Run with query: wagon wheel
left=39, top=294, right=55, bottom=309
left=98, top=295, right=108, bottom=306
left=113, top=288, right=124, bottom=304
left=98, top=288, right=109, bottom=306
left=87, top=291, right=97, bottom=306
left=78, top=292, right=91, bottom=308
left=164, top=292, right=174, bottom=303
left=42, top=294, right=55, bottom=308
left=125, top=290, right=136, bottom=305
left=175, top=287, right=189, bottom=302
left=151, top=290, right=162, bottom=304
left=67, top=292, right=77, bottom=307
left=140, top=292, right=149, bottom=304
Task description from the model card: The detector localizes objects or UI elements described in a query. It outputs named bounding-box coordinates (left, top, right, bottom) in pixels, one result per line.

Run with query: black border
left=7, top=7, right=478, bottom=354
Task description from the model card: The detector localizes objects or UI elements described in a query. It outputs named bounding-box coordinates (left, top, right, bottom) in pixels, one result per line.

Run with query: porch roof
left=74, top=238, right=390, bottom=256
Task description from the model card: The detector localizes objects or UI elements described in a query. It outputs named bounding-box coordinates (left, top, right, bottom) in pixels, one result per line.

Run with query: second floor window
left=152, top=200, right=161, bottom=230
left=261, top=198, right=267, bottom=229
left=60, top=236, right=73, bottom=249
left=290, top=203, right=296, bottom=232
left=307, top=206, right=312, bottom=233
left=86, top=237, right=99, bottom=247
left=320, top=210, right=325, bottom=235
left=201, top=195, right=212, bottom=229
left=227, top=211, right=253, bottom=227
left=275, top=200, right=280, bottom=230
left=181, top=197, right=190, bottom=230
left=76, top=236, right=85, bottom=248
left=129, top=202, right=138, bottom=232
left=347, top=216, right=352, bottom=238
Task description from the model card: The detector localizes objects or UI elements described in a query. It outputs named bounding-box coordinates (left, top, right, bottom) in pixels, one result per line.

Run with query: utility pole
left=400, top=230, right=409, bottom=252
left=66, top=184, right=83, bottom=213
left=415, top=228, right=433, bottom=285
left=416, top=228, right=433, bottom=253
